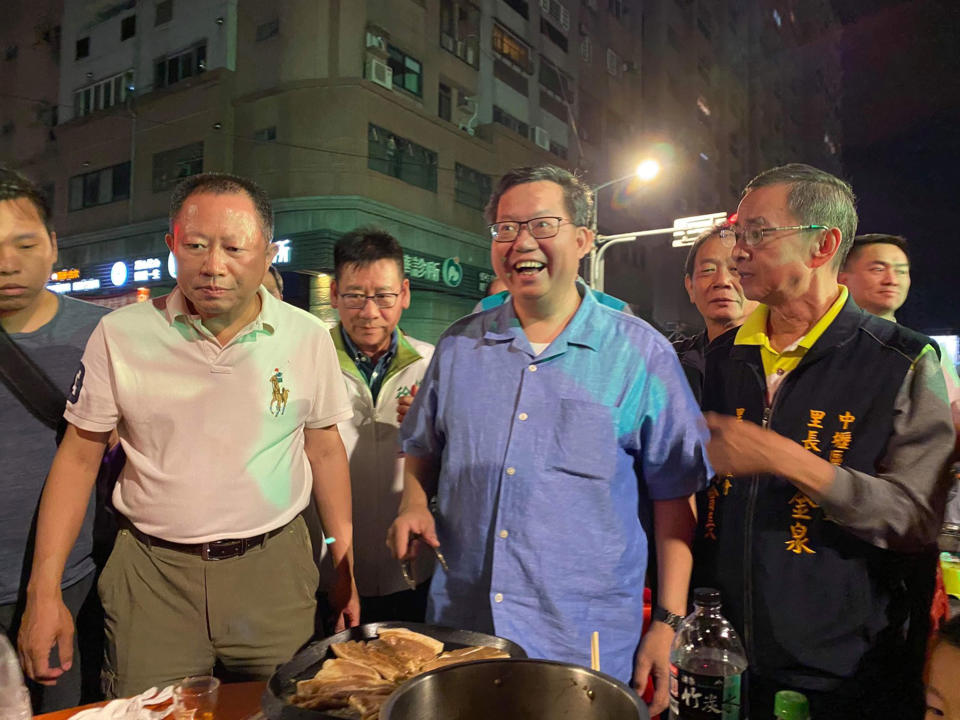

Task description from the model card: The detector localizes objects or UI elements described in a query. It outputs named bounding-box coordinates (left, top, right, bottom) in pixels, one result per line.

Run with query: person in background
left=925, top=615, right=960, bottom=720
left=839, top=232, right=960, bottom=441
left=388, top=165, right=710, bottom=716
left=672, top=225, right=758, bottom=403
left=700, top=163, right=954, bottom=719
left=19, top=172, right=358, bottom=696
left=325, top=228, right=434, bottom=623
left=0, top=167, right=109, bottom=711
left=263, top=264, right=284, bottom=301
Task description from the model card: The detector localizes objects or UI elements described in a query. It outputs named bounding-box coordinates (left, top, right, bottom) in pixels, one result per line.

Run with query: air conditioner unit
left=532, top=126, right=550, bottom=150
left=441, top=33, right=455, bottom=52
left=456, top=39, right=466, bottom=57
left=559, top=7, right=570, bottom=32
left=366, top=57, right=393, bottom=89
left=365, top=31, right=386, bottom=51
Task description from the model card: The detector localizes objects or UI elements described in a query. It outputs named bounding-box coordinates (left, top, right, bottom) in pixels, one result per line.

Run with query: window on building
left=68, top=162, right=131, bottom=211
left=154, top=43, right=206, bottom=90
left=253, top=126, right=277, bottom=142
left=155, top=0, right=173, bottom=25
left=492, top=105, right=529, bottom=139
left=121, top=15, right=136, bottom=41
left=502, top=0, right=529, bottom=19
left=540, top=18, right=568, bottom=52
left=438, top=82, right=452, bottom=122
left=605, top=48, right=619, bottom=76
left=152, top=142, right=203, bottom=192
left=73, top=70, right=134, bottom=118
left=386, top=46, right=422, bottom=96
left=256, top=18, right=279, bottom=41
left=579, top=35, right=592, bottom=63
left=75, top=37, right=89, bottom=60
left=549, top=140, right=567, bottom=159
left=440, top=0, right=480, bottom=68
left=368, top=124, right=437, bottom=192
left=577, top=94, right=601, bottom=142
left=539, top=59, right=569, bottom=98
left=492, top=23, right=532, bottom=73
left=5, top=45, right=18, bottom=60
left=542, top=0, right=571, bottom=31
left=608, top=0, right=626, bottom=20
left=454, top=163, right=491, bottom=211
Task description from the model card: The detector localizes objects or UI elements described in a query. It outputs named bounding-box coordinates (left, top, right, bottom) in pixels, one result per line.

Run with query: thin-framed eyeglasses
left=489, top=216, right=573, bottom=243
left=717, top=224, right=828, bottom=248
left=338, top=292, right=402, bottom=309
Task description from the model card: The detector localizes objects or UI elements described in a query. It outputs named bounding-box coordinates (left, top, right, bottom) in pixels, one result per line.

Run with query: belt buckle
left=201, top=538, right=246, bottom=561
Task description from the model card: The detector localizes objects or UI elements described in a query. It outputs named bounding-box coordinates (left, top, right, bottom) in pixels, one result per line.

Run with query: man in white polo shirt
left=18, top=173, right=358, bottom=696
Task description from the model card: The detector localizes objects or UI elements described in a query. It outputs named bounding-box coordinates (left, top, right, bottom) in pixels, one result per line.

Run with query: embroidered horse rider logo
left=269, top=368, right=289, bottom=416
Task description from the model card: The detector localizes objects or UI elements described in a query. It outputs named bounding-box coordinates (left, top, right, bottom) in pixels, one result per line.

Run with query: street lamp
left=587, top=160, right=670, bottom=291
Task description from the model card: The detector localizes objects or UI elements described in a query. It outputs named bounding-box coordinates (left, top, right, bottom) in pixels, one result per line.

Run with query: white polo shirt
left=65, top=287, right=352, bottom=543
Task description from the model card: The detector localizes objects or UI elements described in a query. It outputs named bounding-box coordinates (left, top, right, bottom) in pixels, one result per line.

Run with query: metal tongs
left=400, top=533, right=449, bottom=589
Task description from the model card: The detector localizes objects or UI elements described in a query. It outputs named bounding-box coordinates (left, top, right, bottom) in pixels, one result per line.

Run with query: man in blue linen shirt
left=388, top=165, right=710, bottom=715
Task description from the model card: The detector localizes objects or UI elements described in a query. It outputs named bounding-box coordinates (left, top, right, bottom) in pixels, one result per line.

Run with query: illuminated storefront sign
left=48, top=277, right=101, bottom=293
left=111, top=262, right=128, bottom=287
left=273, top=239, right=291, bottom=264
left=50, top=268, right=81, bottom=282
left=133, top=257, right=162, bottom=282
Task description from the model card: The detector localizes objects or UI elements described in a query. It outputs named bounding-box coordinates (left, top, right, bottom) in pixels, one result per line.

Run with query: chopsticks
left=590, top=631, right=600, bottom=672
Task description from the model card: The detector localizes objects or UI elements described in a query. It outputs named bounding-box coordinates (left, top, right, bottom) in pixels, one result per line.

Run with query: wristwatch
left=652, top=604, right=684, bottom=631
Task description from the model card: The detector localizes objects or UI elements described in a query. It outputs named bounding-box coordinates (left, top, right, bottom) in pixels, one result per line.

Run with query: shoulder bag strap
left=0, top=323, right=68, bottom=431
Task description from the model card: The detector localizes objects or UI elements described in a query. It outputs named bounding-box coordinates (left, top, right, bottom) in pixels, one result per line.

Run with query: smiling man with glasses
left=696, top=163, right=954, bottom=719
left=388, top=165, right=710, bottom=716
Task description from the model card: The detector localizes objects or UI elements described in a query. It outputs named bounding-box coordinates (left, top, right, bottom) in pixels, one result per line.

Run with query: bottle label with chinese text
left=669, top=664, right=742, bottom=720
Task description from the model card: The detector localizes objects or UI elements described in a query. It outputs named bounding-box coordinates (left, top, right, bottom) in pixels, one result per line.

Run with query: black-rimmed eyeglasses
left=488, top=216, right=573, bottom=243
left=718, top=225, right=828, bottom=247
left=338, top=292, right=401, bottom=309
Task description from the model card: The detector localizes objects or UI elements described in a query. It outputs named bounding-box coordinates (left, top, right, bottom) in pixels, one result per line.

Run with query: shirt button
left=528, top=364, right=537, bottom=372
left=776, top=368, right=785, bottom=375
left=518, top=412, right=528, bottom=421
left=506, top=467, right=516, bottom=476
left=499, top=529, right=509, bottom=539
left=494, top=593, right=504, bottom=603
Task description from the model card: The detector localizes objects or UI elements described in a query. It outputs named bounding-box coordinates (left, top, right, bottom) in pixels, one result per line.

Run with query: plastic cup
left=172, top=675, right=220, bottom=720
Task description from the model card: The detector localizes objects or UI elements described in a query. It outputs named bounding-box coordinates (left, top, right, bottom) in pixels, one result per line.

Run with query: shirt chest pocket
left=545, top=398, right=620, bottom=481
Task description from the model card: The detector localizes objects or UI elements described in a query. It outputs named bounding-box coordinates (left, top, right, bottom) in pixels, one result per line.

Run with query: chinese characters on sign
left=404, top=254, right=441, bottom=283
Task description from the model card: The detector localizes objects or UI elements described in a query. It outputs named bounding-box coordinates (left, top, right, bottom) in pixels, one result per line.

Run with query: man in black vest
left=698, top=164, right=954, bottom=719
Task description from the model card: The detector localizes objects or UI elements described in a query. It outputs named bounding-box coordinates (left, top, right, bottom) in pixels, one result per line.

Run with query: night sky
left=832, top=0, right=960, bottom=332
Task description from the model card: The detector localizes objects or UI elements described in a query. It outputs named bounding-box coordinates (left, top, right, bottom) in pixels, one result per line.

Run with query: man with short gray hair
left=698, top=163, right=954, bottom=718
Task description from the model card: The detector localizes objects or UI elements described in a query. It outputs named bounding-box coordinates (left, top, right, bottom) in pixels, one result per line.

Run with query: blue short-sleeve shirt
left=400, top=287, right=711, bottom=682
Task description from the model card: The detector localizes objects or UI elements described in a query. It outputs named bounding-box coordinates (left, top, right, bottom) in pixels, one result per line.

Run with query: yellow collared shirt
left=735, top=286, right=848, bottom=403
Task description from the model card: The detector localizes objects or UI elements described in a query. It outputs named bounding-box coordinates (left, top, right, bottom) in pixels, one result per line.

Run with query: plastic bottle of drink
left=773, top=690, right=810, bottom=720
left=669, top=587, right=748, bottom=720
left=0, top=635, right=31, bottom=720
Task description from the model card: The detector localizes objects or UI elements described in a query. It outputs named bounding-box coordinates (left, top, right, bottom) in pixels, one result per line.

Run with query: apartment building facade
left=1, top=0, right=842, bottom=336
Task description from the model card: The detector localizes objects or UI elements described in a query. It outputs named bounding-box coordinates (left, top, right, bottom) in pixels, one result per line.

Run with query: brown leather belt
left=119, top=516, right=287, bottom=561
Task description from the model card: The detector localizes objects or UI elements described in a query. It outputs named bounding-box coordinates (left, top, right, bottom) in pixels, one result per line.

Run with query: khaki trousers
left=98, top=516, right=317, bottom=697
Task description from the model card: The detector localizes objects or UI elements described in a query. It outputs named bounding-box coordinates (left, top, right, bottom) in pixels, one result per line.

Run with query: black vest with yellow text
left=697, top=296, right=934, bottom=691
